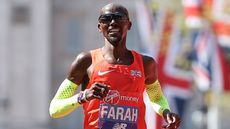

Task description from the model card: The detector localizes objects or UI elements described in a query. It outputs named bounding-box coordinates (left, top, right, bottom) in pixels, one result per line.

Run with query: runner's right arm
left=49, top=52, right=91, bottom=118
left=49, top=51, right=109, bottom=118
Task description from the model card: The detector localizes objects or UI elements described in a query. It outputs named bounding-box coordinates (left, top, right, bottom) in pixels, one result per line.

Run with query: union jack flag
left=191, top=30, right=214, bottom=92
left=137, top=7, right=192, bottom=128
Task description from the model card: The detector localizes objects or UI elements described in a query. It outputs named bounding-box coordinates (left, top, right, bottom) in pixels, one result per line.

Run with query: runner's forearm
left=49, top=79, right=81, bottom=118
left=146, top=80, right=170, bottom=116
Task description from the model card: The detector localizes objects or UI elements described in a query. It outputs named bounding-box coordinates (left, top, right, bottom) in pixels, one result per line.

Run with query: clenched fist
left=85, top=83, right=110, bottom=101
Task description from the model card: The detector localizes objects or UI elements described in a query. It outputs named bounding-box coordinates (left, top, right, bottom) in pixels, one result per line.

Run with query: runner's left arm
left=146, top=80, right=170, bottom=116
left=143, top=55, right=170, bottom=116
left=143, top=55, right=181, bottom=128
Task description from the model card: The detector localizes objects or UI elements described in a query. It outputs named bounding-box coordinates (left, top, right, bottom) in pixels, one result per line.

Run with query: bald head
left=100, top=3, right=129, bottom=19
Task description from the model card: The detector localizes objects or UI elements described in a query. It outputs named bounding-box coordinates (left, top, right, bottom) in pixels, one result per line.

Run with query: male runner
left=49, top=3, right=181, bottom=129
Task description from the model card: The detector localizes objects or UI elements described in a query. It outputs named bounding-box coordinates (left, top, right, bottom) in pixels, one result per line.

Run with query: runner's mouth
left=109, top=28, right=120, bottom=33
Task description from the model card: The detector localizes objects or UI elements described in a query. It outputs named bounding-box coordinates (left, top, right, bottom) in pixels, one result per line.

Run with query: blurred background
left=0, top=0, right=230, bottom=129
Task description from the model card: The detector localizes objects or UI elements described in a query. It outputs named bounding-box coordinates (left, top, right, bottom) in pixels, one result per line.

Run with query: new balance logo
left=112, top=123, right=127, bottom=129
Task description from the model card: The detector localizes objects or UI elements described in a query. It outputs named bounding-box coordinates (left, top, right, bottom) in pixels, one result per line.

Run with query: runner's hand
left=162, top=109, right=181, bottom=129
left=85, top=83, right=110, bottom=100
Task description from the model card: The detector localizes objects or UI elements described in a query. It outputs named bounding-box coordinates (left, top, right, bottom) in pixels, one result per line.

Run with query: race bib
left=98, top=90, right=141, bottom=129
left=99, top=104, right=138, bottom=129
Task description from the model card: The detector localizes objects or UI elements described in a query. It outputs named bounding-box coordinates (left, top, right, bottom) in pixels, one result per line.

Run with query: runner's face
left=98, top=5, right=131, bottom=46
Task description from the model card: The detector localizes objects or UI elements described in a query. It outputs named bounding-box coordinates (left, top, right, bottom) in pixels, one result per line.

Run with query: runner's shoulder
left=71, top=51, right=92, bottom=70
left=141, top=54, right=156, bottom=66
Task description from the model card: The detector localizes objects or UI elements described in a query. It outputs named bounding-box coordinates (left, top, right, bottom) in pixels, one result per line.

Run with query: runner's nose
left=110, top=19, right=118, bottom=25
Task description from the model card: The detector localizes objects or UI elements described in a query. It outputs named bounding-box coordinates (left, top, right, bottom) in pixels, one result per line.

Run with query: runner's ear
left=98, top=23, right=102, bottom=32
left=128, top=21, right=132, bottom=30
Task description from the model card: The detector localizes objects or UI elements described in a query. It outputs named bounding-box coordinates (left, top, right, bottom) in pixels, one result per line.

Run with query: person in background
left=49, top=3, right=181, bottom=129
